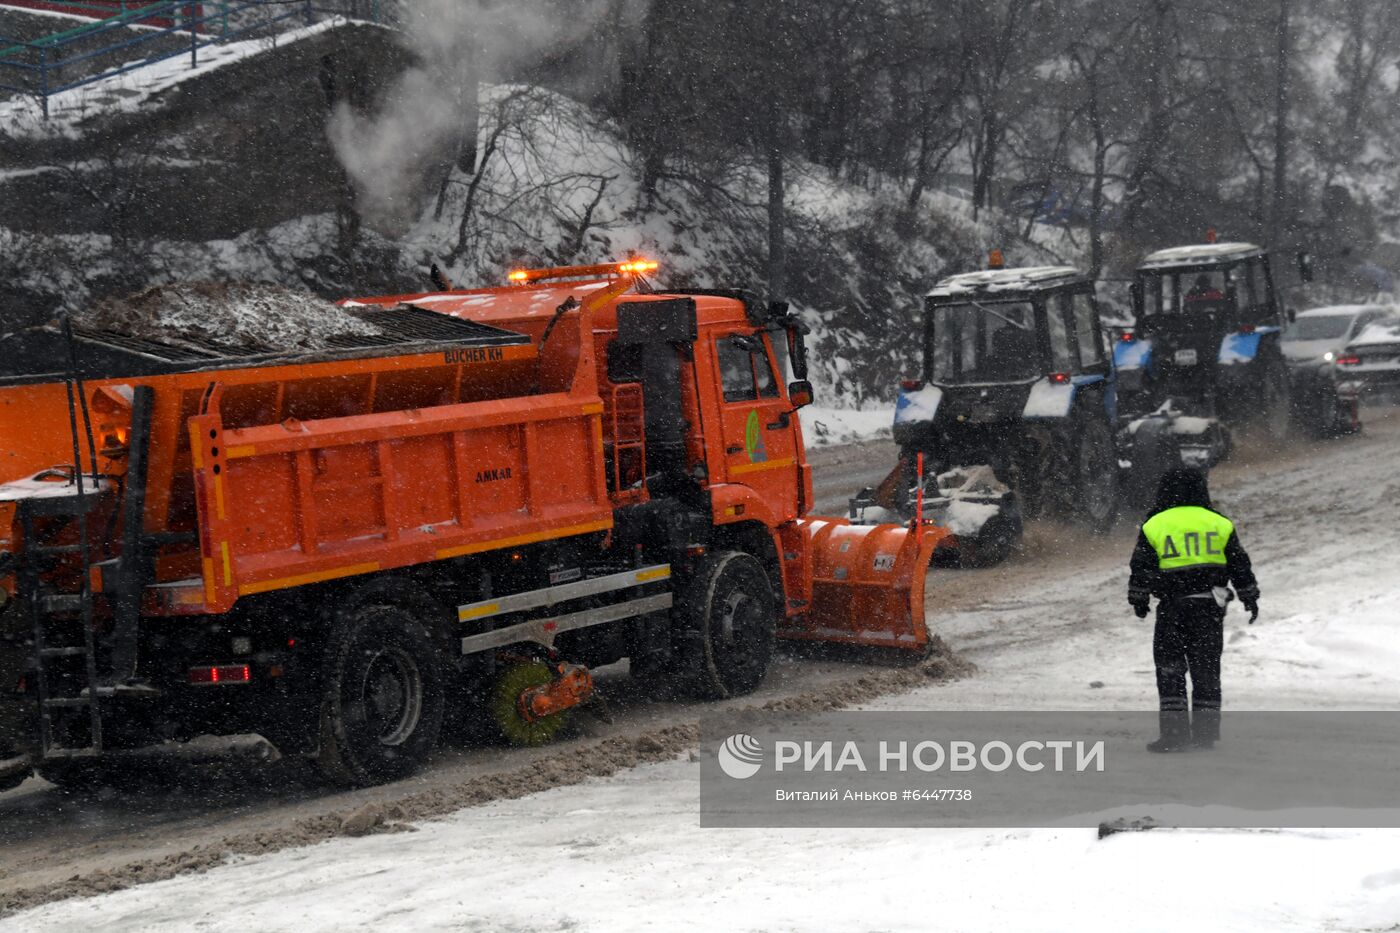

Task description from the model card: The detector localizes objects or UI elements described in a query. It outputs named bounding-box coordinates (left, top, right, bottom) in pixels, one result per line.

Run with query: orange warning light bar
left=505, top=259, right=659, bottom=285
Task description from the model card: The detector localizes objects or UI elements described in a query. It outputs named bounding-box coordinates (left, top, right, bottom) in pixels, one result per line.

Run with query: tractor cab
left=919, top=266, right=1109, bottom=425
left=1122, top=242, right=1291, bottom=440
left=859, top=263, right=1120, bottom=565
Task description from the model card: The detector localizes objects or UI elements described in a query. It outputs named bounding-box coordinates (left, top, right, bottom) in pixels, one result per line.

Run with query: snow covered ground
left=13, top=761, right=1400, bottom=933
left=9, top=411, right=1400, bottom=932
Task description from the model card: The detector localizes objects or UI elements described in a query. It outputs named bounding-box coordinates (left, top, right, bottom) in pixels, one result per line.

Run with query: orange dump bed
left=0, top=292, right=625, bottom=616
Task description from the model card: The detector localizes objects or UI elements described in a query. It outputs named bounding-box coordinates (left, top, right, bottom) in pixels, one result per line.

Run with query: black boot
left=1192, top=707, right=1220, bottom=750
left=1146, top=710, right=1191, bottom=753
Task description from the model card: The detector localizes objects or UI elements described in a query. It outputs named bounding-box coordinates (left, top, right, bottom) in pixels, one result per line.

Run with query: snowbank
left=798, top=405, right=893, bottom=447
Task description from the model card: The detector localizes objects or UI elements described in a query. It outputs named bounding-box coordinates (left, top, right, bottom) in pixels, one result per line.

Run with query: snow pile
left=74, top=282, right=380, bottom=353
left=798, top=405, right=894, bottom=446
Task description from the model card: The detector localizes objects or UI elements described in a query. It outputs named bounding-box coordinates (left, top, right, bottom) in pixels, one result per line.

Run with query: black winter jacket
left=1127, top=470, right=1260, bottom=605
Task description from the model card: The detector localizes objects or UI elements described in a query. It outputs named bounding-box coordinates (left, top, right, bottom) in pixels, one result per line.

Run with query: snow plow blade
left=778, top=517, right=950, bottom=652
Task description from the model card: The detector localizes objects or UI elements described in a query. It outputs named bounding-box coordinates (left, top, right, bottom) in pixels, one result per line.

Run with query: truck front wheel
left=315, top=605, right=444, bottom=787
left=677, top=552, right=776, bottom=700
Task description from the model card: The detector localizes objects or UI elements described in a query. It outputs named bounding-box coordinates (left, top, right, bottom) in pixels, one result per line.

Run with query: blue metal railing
left=0, top=1, right=381, bottom=118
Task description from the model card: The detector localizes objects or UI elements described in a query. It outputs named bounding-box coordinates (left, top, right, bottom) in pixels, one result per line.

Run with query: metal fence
left=0, top=0, right=387, bottom=118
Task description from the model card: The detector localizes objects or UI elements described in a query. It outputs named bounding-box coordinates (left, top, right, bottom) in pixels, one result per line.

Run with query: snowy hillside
left=0, top=20, right=1083, bottom=406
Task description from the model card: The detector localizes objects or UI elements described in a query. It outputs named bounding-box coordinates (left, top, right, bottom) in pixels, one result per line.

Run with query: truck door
left=711, top=330, right=801, bottom=521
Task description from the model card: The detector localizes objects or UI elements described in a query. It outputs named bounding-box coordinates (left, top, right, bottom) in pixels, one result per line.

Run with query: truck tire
left=676, top=551, right=776, bottom=700
left=315, top=605, right=444, bottom=787
left=1075, top=415, right=1119, bottom=532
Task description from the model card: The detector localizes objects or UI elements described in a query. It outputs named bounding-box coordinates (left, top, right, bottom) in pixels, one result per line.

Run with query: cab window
left=716, top=335, right=779, bottom=403
left=1146, top=273, right=1182, bottom=316
left=1070, top=291, right=1103, bottom=368
left=1183, top=269, right=1228, bottom=309
left=1046, top=298, right=1075, bottom=373
left=754, top=345, right=780, bottom=398
left=1238, top=262, right=1259, bottom=311
left=717, top=337, right=757, bottom=402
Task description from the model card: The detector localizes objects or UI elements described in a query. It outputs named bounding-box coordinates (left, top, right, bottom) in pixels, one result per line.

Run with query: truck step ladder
left=18, top=488, right=107, bottom=760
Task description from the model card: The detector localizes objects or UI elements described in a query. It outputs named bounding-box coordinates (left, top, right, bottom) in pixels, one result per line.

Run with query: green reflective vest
left=1142, top=505, right=1233, bottom=571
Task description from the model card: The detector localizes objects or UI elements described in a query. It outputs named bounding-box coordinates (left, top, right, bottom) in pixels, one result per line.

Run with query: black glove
left=1131, top=600, right=1150, bottom=619
left=1243, top=598, right=1259, bottom=624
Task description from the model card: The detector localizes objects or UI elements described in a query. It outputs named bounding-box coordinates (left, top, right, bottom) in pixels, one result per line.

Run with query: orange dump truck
left=0, top=263, right=948, bottom=789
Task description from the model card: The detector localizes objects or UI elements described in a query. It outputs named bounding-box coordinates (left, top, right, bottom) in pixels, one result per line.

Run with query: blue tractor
left=853, top=265, right=1122, bottom=565
left=1116, top=242, right=1290, bottom=502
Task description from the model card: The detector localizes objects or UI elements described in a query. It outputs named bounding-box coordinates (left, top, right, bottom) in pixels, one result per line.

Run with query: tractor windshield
left=929, top=300, right=1040, bottom=384
left=1139, top=268, right=1230, bottom=318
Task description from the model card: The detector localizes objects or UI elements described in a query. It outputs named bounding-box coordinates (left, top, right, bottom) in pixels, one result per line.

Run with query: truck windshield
left=930, top=301, right=1040, bottom=384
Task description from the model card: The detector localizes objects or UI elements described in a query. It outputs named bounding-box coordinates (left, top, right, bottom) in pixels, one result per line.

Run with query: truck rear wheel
left=315, top=605, right=444, bottom=787
left=678, top=551, right=776, bottom=700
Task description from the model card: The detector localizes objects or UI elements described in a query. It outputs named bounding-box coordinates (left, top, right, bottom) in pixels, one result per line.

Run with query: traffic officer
left=1128, top=469, right=1259, bottom=753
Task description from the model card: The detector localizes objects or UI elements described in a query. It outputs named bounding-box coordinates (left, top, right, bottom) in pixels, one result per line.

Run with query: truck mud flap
left=778, top=518, right=948, bottom=652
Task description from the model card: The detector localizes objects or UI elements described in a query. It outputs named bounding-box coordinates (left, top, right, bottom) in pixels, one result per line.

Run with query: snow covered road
left=6, top=409, right=1400, bottom=931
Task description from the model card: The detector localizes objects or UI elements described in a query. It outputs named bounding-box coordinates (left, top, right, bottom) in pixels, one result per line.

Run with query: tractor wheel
left=1074, top=416, right=1119, bottom=533
left=1124, top=418, right=1175, bottom=514
left=1311, top=388, right=1342, bottom=438
left=315, top=605, right=444, bottom=787
left=1258, top=362, right=1292, bottom=443
left=676, top=551, right=776, bottom=700
left=489, top=660, right=573, bottom=747
left=957, top=511, right=1021, bottom=568
left=1031, top=426, right=1078, bottom=520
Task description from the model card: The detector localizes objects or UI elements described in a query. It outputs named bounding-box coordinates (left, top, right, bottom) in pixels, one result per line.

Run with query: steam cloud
left=327, top=0, right=632, bottom=232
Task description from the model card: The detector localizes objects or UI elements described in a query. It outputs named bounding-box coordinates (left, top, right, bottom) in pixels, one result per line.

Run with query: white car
left=1281, top=305, right=1395, bottom=434
left=1282, top=305, right=1394, bottom=367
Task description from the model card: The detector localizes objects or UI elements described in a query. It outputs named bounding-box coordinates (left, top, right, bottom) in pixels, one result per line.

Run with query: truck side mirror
left=1297, top=251, right=1314, bottom=284
left=785, top=323, right=809, bottom=381
left=1129, top=282, right=1144, bottom=319
left=787, top=379, right=813, bottom=409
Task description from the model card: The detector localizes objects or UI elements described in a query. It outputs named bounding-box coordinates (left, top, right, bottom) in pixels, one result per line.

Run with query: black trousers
left=1153, top=598, right=1225, bottom=741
